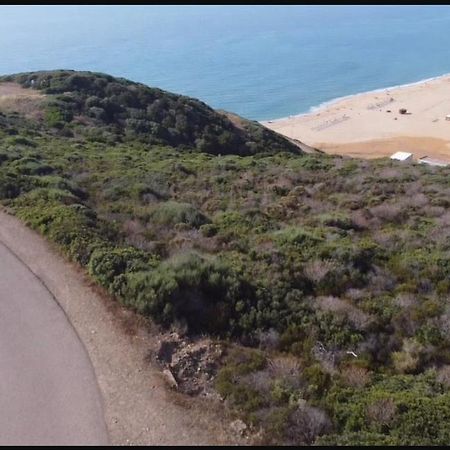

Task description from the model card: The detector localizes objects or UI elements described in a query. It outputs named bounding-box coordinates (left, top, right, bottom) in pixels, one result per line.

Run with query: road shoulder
left=0, top=208, right=232, bottom=445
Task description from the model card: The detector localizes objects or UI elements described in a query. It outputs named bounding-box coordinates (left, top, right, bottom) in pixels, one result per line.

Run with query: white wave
left=262, top=72, right=450, bottom=123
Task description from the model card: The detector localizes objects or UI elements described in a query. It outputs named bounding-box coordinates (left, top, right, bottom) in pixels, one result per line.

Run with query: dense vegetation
left=0, top=70, right=300, bottom=156
left=1, top=70, right=450, bottom=445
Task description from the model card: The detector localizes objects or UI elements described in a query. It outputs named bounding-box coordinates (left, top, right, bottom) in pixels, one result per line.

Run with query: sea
left=2, top=5, right=450, bottom=121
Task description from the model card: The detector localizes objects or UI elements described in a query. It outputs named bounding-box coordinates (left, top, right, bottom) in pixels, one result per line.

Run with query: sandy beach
left=262, top=75, right=450, bottom=162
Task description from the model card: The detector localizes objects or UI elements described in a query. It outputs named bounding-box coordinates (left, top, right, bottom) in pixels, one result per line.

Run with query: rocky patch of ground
left=151, top=331, right=224, bottom=399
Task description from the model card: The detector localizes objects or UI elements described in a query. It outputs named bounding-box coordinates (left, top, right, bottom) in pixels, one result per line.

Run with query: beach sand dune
left=262, top=75, right=450, bottom=162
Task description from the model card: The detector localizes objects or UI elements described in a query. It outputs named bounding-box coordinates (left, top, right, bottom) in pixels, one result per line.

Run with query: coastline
left=262, top=72, right=450, bottom=123
left=262, top=73, right=450, bottom=163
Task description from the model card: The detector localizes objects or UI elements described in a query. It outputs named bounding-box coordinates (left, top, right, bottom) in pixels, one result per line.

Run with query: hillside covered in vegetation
left=1, top=70, right=450, bottom=445
left=0, top=70, right=301, bottom=156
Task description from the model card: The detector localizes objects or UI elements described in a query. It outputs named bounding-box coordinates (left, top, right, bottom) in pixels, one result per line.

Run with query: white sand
left=262, top=75, right=450, bottom=162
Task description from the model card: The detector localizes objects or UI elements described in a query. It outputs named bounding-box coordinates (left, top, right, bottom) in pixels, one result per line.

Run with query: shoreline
left=262, top=72, right=450, bottom=163
left=261, top=72, right=450, bottom=124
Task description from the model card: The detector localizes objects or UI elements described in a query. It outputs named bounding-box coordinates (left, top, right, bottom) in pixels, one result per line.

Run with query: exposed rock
left=169, top=340, right=224, bottom=396
left=162, top=368, right=178, bottom=390
left=154, top=333, right=224, bottom=397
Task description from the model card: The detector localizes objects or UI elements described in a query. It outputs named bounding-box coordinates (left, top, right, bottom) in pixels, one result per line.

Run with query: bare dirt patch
left=0, top=82, right=45, bottom=117
left=0, top=82, right=42, bottom=98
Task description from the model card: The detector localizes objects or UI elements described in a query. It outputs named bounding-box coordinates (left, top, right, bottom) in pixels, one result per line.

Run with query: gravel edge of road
left=0, top=207, right=238, bottom=446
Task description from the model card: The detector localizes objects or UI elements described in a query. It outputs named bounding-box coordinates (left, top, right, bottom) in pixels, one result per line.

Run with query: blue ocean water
left=2, top=5, right=450, bottom=121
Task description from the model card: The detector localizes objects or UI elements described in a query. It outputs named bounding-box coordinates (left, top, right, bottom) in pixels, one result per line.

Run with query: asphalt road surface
left=0, top=241, right=109, bottom=445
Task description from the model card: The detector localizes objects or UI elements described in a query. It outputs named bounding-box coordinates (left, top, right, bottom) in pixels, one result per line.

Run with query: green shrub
left=113, top=252, right=254, bottom=335
left=302, top=364, right=332, bottom=399
left=215, top=347, right=267, bottom=405
left=87, top=246, right=152, bottom=287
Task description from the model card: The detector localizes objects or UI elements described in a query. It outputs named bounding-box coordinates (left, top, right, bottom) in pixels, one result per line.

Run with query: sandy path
left=263, top=74, right=450, bottom=162
left=0, top=209, right=233, bottom=445
left=0, top=240, right=109, bottom=445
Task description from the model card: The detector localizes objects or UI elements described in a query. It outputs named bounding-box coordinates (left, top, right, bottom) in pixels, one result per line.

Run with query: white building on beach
left=390, top=151, right=413, bottom=162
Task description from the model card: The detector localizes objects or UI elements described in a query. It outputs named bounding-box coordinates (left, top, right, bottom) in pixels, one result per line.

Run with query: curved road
left=0, top=241, right=108, bottom=445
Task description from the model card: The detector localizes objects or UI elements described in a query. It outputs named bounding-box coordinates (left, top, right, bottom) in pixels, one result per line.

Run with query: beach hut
left=445, top=114, right=450, bottom=121
left=390, top=151, right=413, bottom=162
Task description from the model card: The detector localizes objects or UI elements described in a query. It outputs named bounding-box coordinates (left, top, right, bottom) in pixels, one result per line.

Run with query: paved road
left=0, top=241, right=109, bottom=445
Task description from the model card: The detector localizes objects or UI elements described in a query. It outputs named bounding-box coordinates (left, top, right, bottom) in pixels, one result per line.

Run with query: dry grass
left=267, top=354, right=303, bottom=383
left=341, top=365, right=371, bottom=388
left=304, top=259, right=337, bottom=284
left=0, top=82, right=42, bottom=97
left=436, top=365, right=450, bottom=387
left=314, top=295, right=372, bottom=331
left=366, top=397, right=397, bottom=427
left=0, top=82, right=45, bottom=118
